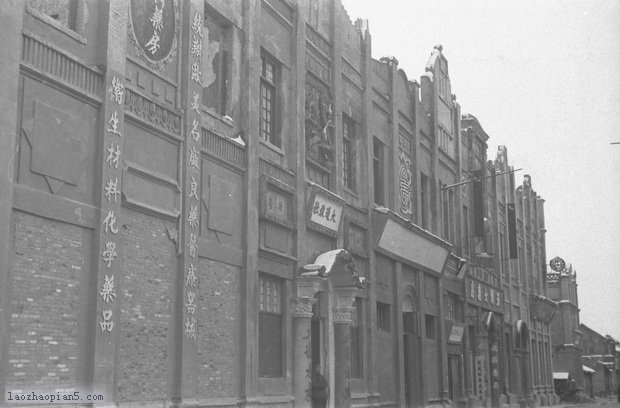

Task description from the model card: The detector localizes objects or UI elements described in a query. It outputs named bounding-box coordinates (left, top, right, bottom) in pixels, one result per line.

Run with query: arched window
left=402, top=292, right=419, bottom=334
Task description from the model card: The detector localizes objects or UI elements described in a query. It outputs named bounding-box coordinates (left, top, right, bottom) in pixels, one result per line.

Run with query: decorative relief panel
left=259, top=159, right=295, bottom=188
left=306, top=24, right=330, bottom=57
left=203, top=128, right=245, bottom=169
left=27, top=100, right=86, bottom=193
left=259, top=175, right=295, bottom=229
left=291, top=297, right=316, bottom=318
left=306, top=52, right=330, bottom=84
left=21, top=33, right=103, bottom=99
left=124, top=87, right=181, bottom=135
left=129, top=0, right=179, bottom=70
left=344, top=220, right=367, bottom=258
left=399, top=150, right=413, bottom=217
left=305, top=75, right=334, bottom=169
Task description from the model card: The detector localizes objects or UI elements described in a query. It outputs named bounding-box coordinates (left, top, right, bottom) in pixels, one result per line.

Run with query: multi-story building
left=0, top=1, right=559, bottom=407
left=547, top=258, right=584, bottom=398
left=493, top=148, right=558, bottom=407
left=580, top=324, right=617, bottom=398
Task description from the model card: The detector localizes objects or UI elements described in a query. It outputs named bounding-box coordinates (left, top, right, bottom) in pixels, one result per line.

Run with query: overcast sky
left=341, top=0, right=620, bottom=340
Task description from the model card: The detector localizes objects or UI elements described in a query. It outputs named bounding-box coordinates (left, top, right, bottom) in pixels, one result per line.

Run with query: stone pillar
left=333, top=289, right=357, bottom=408
left=292, top=296, right=317, bottom=407
left=92, top=0, right=128, bottom=402
left=294, top=276, right=325, bottom=407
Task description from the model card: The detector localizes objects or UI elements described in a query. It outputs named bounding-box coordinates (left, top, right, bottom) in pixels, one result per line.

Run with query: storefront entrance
left=403, top=293, right=423, bottom=407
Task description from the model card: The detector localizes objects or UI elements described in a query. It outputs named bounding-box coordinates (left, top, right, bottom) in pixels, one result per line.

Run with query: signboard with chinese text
left=306, top=184, right=344, bottom=236
left=260, top=176, right=295, bottom=229
left=129, top=0, right=178, bottom=69
left=466, top=277, right=503, bottom=312
left=475, top=355, right=487, bottom=397
left=309, top=193, right=342, bottom=233
left=448, top=324, right=465, bottom=343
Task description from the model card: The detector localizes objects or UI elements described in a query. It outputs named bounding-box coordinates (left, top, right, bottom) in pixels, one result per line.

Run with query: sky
left=341, top=0, right=620, bottom=340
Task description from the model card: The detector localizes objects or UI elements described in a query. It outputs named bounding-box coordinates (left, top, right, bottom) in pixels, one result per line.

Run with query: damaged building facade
left=0, top=1, right=558, bottom=407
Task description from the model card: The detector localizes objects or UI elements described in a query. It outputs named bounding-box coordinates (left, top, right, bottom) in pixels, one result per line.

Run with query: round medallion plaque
left=129, top=0, right=178, bottom=69
left=549, top=256, right=566, bottom=272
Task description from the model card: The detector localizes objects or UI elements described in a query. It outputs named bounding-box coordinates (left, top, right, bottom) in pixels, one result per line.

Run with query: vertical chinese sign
left=97, top=75, right=125, bottom=336
left=183, top=6, right=204, bottom=344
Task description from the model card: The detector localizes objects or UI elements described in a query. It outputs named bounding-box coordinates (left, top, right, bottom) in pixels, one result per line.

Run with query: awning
left=301, top=249, right=367, bottom=289
left=583, top=366, right=596, bottom=374
left=553, top=372, right=570, bottom=380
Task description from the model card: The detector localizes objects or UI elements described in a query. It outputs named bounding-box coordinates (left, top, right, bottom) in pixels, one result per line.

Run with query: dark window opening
left=425, top=314, right=436, bottom=339
left=376, top=302, right=391, bottom=332
left=259, top=275, right=283, bottom=377
left=373, top=138, right=384, bottom=205
left=343, top=116, right=357, bottom=192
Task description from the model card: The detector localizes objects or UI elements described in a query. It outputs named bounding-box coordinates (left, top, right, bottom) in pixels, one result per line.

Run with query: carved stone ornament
left=333, top=308, right=354, bottom=324
left=334, top=250, right=368, bottom=289
left=129, top=0, right=180, bottom=71
left=399, top=151, right=413, bottom=216
left=124, top=88, right=181, bottom=134
left=291, top=297, right=317, bottom=318
left=305, top=76, right=334, bottom=168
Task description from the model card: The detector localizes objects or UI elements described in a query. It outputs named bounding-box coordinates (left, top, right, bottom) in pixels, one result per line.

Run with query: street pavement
left=554, top=396, right=620, bottom=408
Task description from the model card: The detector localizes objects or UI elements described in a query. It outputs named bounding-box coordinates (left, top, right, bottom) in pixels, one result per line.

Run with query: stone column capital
left=333, top=287, right=361, bottom=324
left=333, top=307, right=355, bottom=324
left=334, top=287, right=360, bottom=309
left=291, top=296, right=317, bottom=318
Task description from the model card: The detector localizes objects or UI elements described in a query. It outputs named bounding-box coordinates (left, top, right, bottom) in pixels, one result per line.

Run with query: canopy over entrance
left=301, top=249, right=367, bottom=289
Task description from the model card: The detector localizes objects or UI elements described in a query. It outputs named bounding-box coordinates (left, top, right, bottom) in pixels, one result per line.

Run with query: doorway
left=448, top=354, right=462, bottom=403
left=311, top=295, right=322, bottom=370
left=403, top=293, right=422, bottom=407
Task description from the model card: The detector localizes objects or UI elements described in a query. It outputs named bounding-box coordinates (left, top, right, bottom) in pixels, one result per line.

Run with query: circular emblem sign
left=130, top=0, right=176, bottom=65
left=549, top=257, right=566, bottom=272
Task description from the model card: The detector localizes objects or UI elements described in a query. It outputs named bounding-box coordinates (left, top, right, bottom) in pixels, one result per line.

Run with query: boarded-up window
left=203, top=10, right=231, bottom=116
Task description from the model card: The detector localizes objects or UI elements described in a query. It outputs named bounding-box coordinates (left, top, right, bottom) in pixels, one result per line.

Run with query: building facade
left=492, top=148, right=558, bottom=407
left=0, top=1, right=558, bottom=407
left=547, top=258, right=584, bottom=398
left=580, top=324, right=617, bottom=398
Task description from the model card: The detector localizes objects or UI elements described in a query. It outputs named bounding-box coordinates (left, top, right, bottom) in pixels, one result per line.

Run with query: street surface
left=559, top=397, right=620, bottom=408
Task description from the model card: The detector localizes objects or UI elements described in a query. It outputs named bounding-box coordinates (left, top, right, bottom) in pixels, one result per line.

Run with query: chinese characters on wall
left=183, top=10, right=204, bottom=341
left=309, top=192, right=342, bottom=233
left=98, top=75, right=125, bottom=333
left=467, top=278, right=503, bottom=310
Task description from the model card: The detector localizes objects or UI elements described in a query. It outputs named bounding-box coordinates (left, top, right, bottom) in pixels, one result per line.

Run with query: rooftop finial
left=434, top=44, right=443, bottom=52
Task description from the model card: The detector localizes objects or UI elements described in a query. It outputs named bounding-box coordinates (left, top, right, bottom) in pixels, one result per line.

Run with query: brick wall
left=8, top=211, right=85, bottom=390
left=197, top=258, right=239, bottom=397
left=117, top=209, right=175, bottom=401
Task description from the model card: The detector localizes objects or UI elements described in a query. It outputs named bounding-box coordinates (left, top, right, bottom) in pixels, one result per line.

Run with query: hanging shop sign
left=466, top=277, right=503, bottom=312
